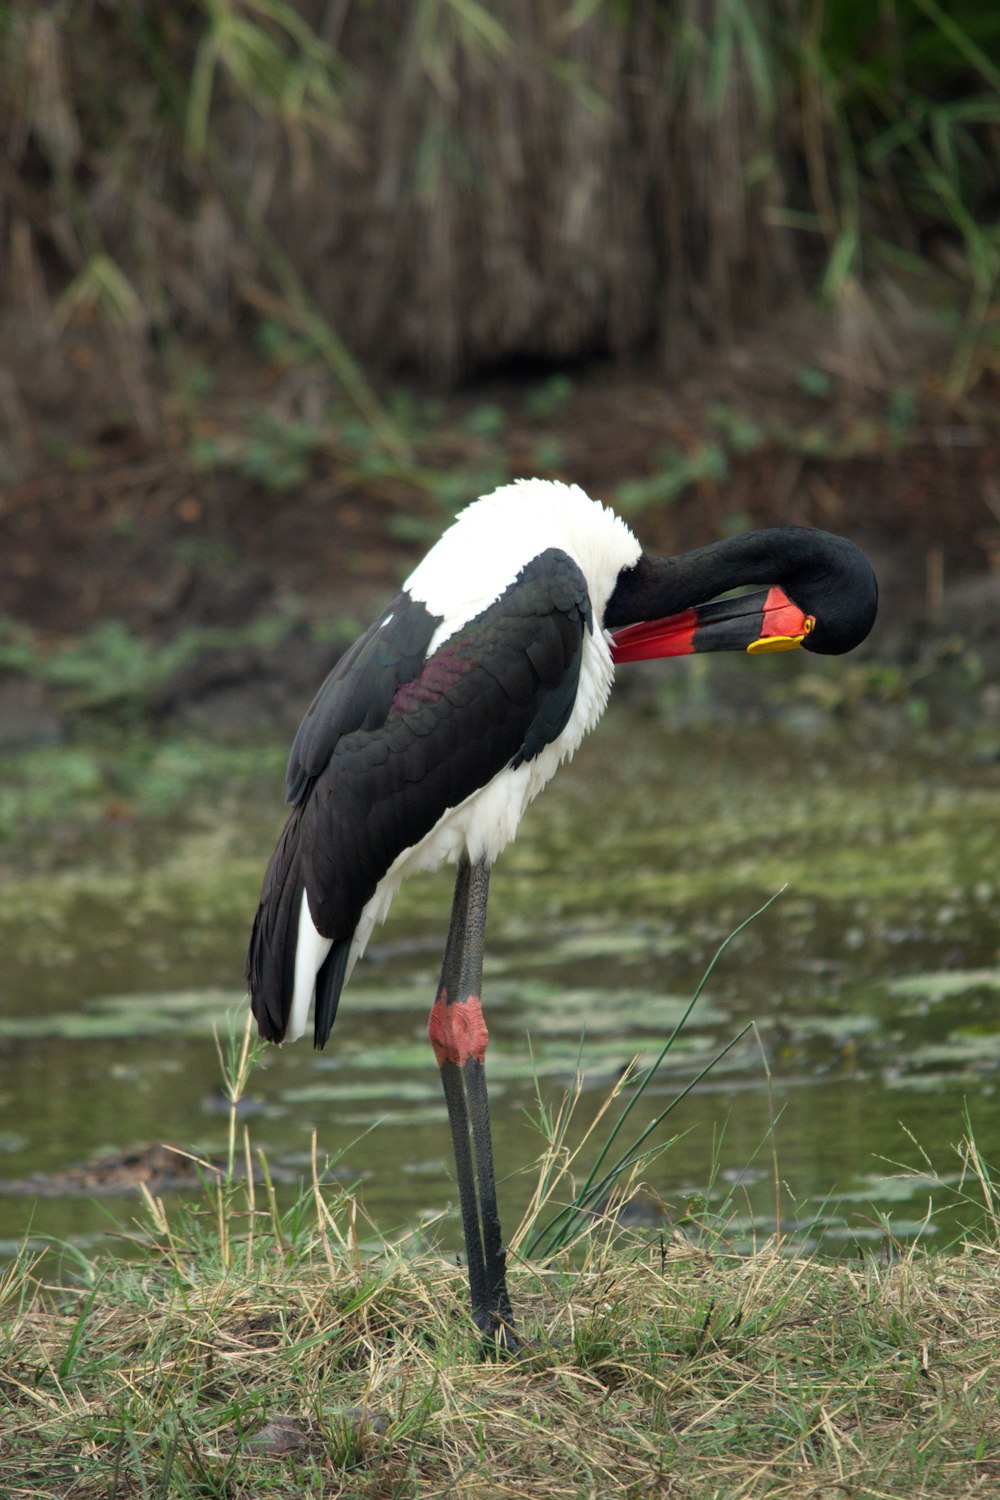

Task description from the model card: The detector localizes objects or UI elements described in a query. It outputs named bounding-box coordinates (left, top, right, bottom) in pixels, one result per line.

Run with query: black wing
left=285, top=592, right=440, bottom=805
left=247, top=548, right=592, bottom=1047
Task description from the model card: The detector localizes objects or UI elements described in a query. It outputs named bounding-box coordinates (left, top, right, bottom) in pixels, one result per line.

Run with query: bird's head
left=606, top=527, right=878, bottom=664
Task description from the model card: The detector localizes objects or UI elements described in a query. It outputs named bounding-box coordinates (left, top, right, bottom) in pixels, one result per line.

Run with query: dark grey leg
left=428, top=855, right=517, bottom=1350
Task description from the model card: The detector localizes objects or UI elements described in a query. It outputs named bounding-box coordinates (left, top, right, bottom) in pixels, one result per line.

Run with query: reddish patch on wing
left=609, top=607, right=698, bottom=663
left=390, top=643, right=467, bottom=715
left=428, top=993, right=489, bottom=1067
left=759, top=586, right=810, bottom=640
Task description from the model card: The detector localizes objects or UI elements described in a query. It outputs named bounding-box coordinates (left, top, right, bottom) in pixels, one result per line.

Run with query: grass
left=3, top=1009, right=1000, bottom=1498
left=3, top=1159, right=1000, bottom=1496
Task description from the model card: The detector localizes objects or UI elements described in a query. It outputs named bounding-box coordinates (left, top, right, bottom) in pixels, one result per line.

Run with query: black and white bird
left=247, top=478, right=877, bottom=1346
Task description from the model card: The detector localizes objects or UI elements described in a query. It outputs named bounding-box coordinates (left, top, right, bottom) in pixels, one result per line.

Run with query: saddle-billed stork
left=247, top=478, right=877, bottom=1348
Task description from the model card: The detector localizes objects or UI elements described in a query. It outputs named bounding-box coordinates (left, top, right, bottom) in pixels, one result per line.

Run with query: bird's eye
left=803, top=615, right=816, bottom=636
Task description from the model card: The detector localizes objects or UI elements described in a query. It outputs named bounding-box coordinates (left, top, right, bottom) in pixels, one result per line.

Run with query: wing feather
left=247, top=548, right=592, bottom=1045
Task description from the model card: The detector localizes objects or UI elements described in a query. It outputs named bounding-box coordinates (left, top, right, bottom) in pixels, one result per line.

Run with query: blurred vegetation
left=0, top=0, right=998, bottom=418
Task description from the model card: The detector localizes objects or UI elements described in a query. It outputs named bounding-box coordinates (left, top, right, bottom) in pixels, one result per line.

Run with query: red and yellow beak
left=609, top=586, right=815, bottom=664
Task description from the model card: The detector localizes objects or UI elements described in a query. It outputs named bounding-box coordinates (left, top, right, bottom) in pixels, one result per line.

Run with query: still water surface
left=1, top=711, right=998, bottom=1260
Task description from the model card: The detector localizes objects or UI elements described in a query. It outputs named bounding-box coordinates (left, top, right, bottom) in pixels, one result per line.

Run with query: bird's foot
left=475, top=1311, right=521, bottom=1360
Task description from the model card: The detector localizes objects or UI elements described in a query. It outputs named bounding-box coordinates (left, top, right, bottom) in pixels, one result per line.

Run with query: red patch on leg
left=428, top=993, right=489, bottom=1067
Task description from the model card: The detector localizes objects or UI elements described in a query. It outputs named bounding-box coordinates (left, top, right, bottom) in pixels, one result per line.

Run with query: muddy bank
left=2, top=334, right=999, bottom=748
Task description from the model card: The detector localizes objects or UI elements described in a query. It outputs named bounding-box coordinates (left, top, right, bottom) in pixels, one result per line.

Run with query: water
left=1, top=710, right=998, bottom=1261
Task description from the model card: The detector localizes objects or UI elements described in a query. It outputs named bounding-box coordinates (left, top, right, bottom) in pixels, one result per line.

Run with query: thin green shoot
left=213, top=1008, right=265, bottom=1181
left=525, top=889, right=786, bottom=1258
left=526, top=1022, right=754, bottom=1261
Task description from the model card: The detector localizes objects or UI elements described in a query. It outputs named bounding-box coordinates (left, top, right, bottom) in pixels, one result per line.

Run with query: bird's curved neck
left=604, top=528, right=821, bottom=629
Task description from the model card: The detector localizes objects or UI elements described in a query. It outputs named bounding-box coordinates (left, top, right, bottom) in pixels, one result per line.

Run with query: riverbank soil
left=2, top=304, right=999, bottom=745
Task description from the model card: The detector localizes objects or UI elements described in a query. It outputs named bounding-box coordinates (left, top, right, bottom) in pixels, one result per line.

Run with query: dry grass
left=11, top=0, right=995, bottom=394
left=3, top=1149, right=1000, bottom=1499
left=4, top=1012, right=1000, bottom=1497
left=3, top=1237, right=999, bottom=1498
left=0, top=0, right=790, bottom=383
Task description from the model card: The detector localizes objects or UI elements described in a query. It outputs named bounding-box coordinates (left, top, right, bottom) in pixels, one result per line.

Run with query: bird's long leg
left=429, top=853, right=516, bottom=1350
left=432, top=857, right=487, bottom=1322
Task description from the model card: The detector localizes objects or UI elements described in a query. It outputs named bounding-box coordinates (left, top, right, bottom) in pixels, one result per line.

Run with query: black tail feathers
left=314, top=937, right=352, bottom=1049
left=246, top=809, right=307, bottom=1044
left=247, top=806, right=357, bottom=1049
